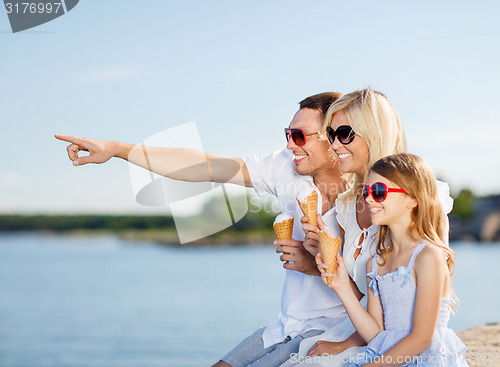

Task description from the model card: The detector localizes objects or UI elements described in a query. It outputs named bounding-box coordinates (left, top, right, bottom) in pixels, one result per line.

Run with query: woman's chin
left=338, top=161, right=353, bottom=174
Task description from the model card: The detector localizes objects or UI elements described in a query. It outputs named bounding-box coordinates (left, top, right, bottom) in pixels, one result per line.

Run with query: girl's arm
left=326, top=254, right=384, bottom=343
left=365, top=259, right=384, bottom=340
left=362, top=245, right=446, bottom=367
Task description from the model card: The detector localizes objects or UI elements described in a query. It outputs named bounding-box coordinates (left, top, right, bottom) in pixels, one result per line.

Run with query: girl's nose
left=364, top=191, right=376, bottom=205
left=365, top=195, right=375, bottom=204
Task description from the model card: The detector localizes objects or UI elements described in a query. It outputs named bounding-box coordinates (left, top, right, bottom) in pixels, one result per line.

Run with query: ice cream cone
left=273, top=216, right=294, bottom=239
left=273, top=214, right=294, bottom=263
left=297, top=190, right=318, bottom=226
left=318, top=230, right=341, bottom=287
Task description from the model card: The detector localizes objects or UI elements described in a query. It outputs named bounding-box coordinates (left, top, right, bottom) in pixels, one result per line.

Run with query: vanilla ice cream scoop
left=274, top=213, right=294, bottom=225
left=297, top=185, right=318, bottom=226
left=297, top=184, right=316, bottom=203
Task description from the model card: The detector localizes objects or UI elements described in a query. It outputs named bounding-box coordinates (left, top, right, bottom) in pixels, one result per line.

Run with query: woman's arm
left=362, top=246, right=447, bottom=367
left=307, top=331, right=366, bottom=357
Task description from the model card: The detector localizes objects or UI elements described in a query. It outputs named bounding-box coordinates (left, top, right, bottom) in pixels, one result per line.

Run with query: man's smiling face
left=286, top=108, right=333, bottom=177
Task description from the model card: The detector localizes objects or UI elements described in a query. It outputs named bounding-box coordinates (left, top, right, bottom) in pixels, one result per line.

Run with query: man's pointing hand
left=55, top=134, right=116, bottom=166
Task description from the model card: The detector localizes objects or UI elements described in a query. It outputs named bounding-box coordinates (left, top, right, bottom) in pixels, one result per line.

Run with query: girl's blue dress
left=349, top=242, right=468, bottom=366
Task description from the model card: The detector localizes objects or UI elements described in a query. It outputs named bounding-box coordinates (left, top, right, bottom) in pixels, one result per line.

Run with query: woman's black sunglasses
left=326, top=125, right=356, bottom=145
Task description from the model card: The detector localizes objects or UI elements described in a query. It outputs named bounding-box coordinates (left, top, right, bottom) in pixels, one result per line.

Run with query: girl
left=322, top=153, right=467, bottom=366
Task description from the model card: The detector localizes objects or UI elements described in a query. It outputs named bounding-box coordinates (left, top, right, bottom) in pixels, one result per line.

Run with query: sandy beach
left=456, top=322, right=500, bottom=366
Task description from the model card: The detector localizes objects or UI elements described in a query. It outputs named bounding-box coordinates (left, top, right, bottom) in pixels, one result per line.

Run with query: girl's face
left=365, top=172, right=416, bottom=227
left=329, top=110, right=369, bottom=177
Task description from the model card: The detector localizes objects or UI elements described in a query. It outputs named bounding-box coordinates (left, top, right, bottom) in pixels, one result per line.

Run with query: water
left=0, top=234, right=498, bottom=367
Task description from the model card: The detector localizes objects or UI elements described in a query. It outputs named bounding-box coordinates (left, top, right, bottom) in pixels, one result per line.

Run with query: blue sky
left=1, top=0, right=499, bottom=214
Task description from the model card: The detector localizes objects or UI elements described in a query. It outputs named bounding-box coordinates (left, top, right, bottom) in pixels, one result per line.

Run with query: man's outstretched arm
left=54, top=135, right=252, bottom=187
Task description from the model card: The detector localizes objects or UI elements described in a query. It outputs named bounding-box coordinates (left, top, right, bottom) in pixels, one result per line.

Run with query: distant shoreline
left=0, top=213, right=278, bottom=246
left=118, top=228, right=278, bottom=246
left=2, top=229, right=500, bottom=247
left=0, top=228, right=278, bottom=247
left=1, top=211, right=500, bottom=243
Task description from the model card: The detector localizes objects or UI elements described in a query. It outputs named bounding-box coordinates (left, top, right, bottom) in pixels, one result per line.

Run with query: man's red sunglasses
left=284, top=128, right=319, bottom=146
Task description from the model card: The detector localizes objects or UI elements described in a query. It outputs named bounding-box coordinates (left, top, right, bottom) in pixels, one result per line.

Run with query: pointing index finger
left=54, top=134, right=85, bottom=145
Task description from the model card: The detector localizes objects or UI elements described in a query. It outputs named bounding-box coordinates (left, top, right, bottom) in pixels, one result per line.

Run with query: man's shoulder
left=244, top=149, right=297, bottom=179
left=244, top=149, right=314, bottom=197
left=243, top=149, right=292, bottom=165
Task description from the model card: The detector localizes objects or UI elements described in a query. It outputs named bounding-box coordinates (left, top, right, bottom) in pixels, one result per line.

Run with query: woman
left=282, top=88, right=453, bottom=366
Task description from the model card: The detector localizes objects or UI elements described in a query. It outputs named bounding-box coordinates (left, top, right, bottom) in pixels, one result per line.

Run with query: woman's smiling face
left=329, top=110, right=370, bottom=177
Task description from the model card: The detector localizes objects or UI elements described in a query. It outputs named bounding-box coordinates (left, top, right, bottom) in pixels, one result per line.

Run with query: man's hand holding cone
left=297, top=188, right=318, bottom=226
left=273, top=213, right=294, bottom=264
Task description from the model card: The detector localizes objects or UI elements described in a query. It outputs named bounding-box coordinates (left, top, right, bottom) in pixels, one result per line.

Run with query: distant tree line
left=450, top=189, right=500, bottom=242
left=450, top=189, right=476, bottom=220
left=1, top=190, right=498, bottom=243
left=0, top=197, right=278, bottom=234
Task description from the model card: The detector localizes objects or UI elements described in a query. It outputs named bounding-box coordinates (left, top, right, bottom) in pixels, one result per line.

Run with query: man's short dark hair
left=299, top=92, right=343, bottom=120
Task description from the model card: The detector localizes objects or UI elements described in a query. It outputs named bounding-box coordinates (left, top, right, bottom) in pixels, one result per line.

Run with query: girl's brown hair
left=371, top=153, right=455, bottom=275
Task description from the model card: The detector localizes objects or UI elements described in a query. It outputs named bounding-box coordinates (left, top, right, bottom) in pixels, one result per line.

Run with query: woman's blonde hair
left=370, top=153, right=455, bottom=276
left=322, top=88, right=407, bottom=201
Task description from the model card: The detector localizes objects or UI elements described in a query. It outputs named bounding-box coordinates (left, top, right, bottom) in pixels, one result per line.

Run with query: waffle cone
left=297, top=190, right=318, bottom=226
left=273, top=217, right=294, bottom=239
left=274, top=217, right=294, bottom=262
left=318, top=231, right=341, bottom=287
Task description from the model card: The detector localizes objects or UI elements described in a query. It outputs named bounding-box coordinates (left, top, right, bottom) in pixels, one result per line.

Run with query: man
left=55, top=92, right=349, bottom=367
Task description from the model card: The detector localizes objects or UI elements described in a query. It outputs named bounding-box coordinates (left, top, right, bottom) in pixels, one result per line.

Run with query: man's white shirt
left=244, top=149, right=348, bottom=348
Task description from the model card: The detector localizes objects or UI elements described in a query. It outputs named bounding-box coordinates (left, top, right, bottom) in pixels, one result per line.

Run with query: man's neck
left=312, top=166, right=345, bottom=214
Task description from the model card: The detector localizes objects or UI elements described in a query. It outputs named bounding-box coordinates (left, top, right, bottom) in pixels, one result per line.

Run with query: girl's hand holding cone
left=316, top=252, right=350, bottom=292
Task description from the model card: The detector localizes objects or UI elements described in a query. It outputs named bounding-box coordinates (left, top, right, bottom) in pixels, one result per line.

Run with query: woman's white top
left=336, top=193, right=379, bottom=296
